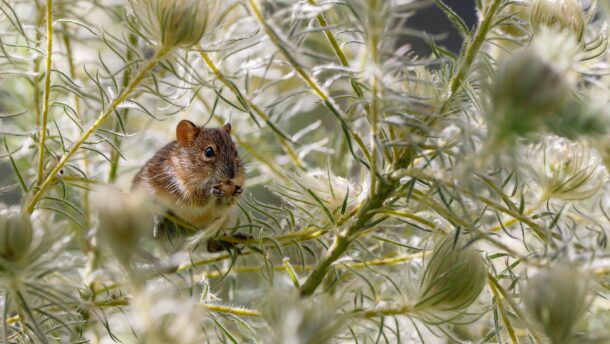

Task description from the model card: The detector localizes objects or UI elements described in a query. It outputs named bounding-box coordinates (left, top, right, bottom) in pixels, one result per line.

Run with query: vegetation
left=1, top=0, right=610, bottom=342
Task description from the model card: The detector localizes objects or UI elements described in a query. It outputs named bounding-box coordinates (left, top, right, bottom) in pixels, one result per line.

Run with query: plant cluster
left=2, top=0, right=610, bottom=342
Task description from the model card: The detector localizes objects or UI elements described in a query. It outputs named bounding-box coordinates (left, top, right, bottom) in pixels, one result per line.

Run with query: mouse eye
left=204, top=147, right=215, bottom=158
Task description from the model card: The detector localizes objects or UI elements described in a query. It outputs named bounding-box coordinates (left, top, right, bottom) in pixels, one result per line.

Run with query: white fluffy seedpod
left=530, top=0, right=585, bottom=41
left=522, top=265, right=589, bottom=344
left=259, top=291, right=345, bottom=344
left=94, top=186, right=157, bottom=266
left=400, top=66, right=441, bottom=107
left=129, top=285, right=208, bottom=344
left=0, top=206, right=33, bottom=263
left=277, top=169, right=366, bottom=216
left=130, top=0, right=220, bottom=51
left=488, top=48, right=573, bottom=141
left=525, top=136, right=607, bottom=200
left=414, top=235, right=487, bottom=317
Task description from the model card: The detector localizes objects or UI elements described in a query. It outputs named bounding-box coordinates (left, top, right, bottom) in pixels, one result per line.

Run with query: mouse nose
left=215, top=181, right=243, bottom=196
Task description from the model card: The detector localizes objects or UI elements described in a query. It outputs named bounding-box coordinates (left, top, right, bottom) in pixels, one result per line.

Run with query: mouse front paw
left=211, top=186, right=225, bottom=198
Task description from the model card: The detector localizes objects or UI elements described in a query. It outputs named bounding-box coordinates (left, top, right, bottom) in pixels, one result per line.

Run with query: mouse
left=132, top=120, right=245, bottom=230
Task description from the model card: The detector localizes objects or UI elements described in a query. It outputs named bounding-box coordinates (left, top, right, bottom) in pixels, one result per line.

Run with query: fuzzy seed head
left=259, top=291, right=345, bottom=344
left=130, top=285, right=208, bottom=344
left=277, top=170, right=366, bottom=216
left=531, top=0, right=585, bottom=41
left=131, top=0, right=220, bottom=51
left=522, top=265, right=589, bottom=344
left=488, top=49, right=573, bottom=142
left=415, top=235, right=487, bottom=314
left=525, top=136, right=607, bottom=200
left=0, top=206, right=33, bottom=262
left=94, top=186, right=156, bottom=265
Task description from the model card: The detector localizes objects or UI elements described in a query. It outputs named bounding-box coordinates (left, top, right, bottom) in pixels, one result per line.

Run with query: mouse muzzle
left=211, top=180, right=243, bottom=198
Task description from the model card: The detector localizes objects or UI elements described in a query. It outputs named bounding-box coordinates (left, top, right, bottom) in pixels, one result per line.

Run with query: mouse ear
left=222, top=123, right=231, bottom=134
left=176, top=120, right=199, bottom=147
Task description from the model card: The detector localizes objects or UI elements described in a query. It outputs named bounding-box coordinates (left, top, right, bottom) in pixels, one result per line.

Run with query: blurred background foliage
left=2, top=0, right=610, bottom=343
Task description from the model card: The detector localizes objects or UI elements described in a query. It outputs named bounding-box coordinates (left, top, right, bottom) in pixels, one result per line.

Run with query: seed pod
left=531, top=0, right=585, bottom=41
left=0, top=206, right=33, bottom=262
left=130, top=0, right=220, bottom=51
left=415, top=235, right=487, bottom=313
left=522, top=266, right=589, bottom=344
left=488, top=49, right=573, bottom=142
left=277, top=169, right=364, bottom=215
left=259, top=291, right=346, bottom=344
left=525, top=136, right=606, bottom=200
left=94, top=186, right=155, bottom=266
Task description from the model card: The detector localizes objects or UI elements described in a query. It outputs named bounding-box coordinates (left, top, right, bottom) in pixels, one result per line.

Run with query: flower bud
left=488, top=49, right=573, bottom=142
left=525, top=136, right=607, bottom=200
left=277, top=170, right=365, bottom=215
left=130, top=0, right=220, bottom=51
left=522, top=266, right=589, bottom=344
left=94, top=186, right=156, bottom=265
left=531, top=0, right=585, bottom=41
left=130, top=285, right=207, bottom=344
left=259, top=290, right=345, bottom=344
left=0, top=206, right=33, bottom=262
left=415, top=235, right=487, bottom=313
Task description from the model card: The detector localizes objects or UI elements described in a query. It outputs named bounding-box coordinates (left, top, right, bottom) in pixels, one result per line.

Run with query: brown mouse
left=133, top=120, right=245, bottom=227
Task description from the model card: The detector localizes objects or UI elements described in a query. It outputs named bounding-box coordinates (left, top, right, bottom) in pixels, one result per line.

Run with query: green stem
left=202, top=304, right=261, bottom=317
left=300, top=183, right=393, bottom=296
left=32, top=3, right=45, bottom=128
left=368, top=0, right=381, bottom=192
left=307, top=0, right=365, bottom=99
left=36, top=0, right=53, bottom=186
left=61, top=20, right=90, bottom=221
left=427, top=0, right=502, bottom=129
left=361, top=305, right=412, bottom=318
left=201, top=251, right=427, bottom=279
left=447, top=0, right=502, bottom=95
left=488, top=279, right=518, bottom=344
left=308, top=0, right=350, bottom=67
left=93, top=297, right=261, bottom=317
left=299, top=234, right=351, bottom=296
left=247, top=0, right=373, bottom=169
left=108, top=32, right=137, bottom=183
left=26, top=51, right=164, bottom=214
left=488, top=274, right=543, bottom=343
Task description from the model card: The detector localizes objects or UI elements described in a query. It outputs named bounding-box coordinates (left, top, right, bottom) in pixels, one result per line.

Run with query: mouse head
left=176, top=120, right=245, bottom=199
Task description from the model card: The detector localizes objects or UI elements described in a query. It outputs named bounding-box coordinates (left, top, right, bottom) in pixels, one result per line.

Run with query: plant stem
left=300, top=183, right=393, bottom=296
left=299, top=234, right=351, bottom=296
left=108, top=32, right=137, bottom=183
left=489, top=196, right=546, bottom=232
left=488, top=279, right=518, bottom=344
left=32, top=3, right=45, bottom=128
left=36, top=0, right=53, bottom=186
left=61, top=17, right=90, bottom=222
left=308, top=0, right=350, bottom=67
left=307, top=0, right=365, bottom=100
left=361, top=305, right=412, bottom=318
left=26, top=51, right=164, bottom=214
left=247, top=0, right=373, bottom=169
left=201, top=304, right=261, bottom=317
left=428, top=0, right=502, bottom=128
left=488, top=274, right=543, bottom=343
left=198, top=50, right=304, bottom=170
left=368, top=0, right=381, bottom=192
left=93, top=298, right=261, bottom=317
left=200, top=251, right=428, bottom=279
left=447, top=0, right=502, bottom=96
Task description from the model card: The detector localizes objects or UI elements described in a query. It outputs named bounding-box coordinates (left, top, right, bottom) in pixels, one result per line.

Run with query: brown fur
left=133, top=122, right=245, bottom=225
